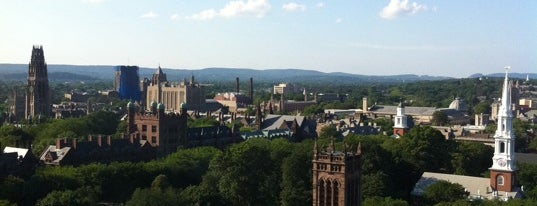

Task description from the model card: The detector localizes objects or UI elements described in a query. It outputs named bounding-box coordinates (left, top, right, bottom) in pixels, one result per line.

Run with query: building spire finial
left=329, top=136, right=335, bottom=153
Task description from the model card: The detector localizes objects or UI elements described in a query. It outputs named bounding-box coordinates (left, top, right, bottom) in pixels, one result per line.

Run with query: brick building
left=126, top=101, right=238, bottom=157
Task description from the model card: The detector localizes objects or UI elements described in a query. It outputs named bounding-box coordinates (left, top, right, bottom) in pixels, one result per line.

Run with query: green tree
left=0, top=176, right=24, bottom=205
left=363, top=196, right=408, bottom=206
left=318, top=125, right=338, bottom=139
left=126, top=187, right=185, bottom=206
left=423, top=180, right=468, bottom=204
left=431, top=111, right=448, bottom=126
left=213, top=139, right=275, bottom=205
left=35, top=186, right=100, bottom=206
left=473, top=102, right=491, bottom=115
left=151, top=174, right=170, bottom=190
left=451, top=142, right=493, bottom=176
left=280, top=145, right=312, bottom=206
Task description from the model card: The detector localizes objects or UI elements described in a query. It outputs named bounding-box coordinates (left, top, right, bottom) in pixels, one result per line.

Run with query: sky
left=0, top=0, right=536, bottom=78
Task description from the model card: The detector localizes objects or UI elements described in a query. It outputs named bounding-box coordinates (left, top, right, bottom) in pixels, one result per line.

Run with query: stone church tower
left=313, top=139, right=362, bottom=206
left=393, top=101, right=408, bottom=137
left=489, top=68, right=517, bottom=192
left=26, top=45, right=51, bottom=119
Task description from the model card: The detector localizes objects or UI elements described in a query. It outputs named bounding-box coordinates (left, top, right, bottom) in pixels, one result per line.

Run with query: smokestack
left=363, top=97, right=368, bottom=112
left=235, top=77, right=240, bottom=93
left=249, top=77, right=253, bottom=104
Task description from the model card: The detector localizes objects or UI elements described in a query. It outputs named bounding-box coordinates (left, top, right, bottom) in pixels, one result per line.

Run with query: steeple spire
left=490, top=66, right=517, bottom=192
left=500, top=66, right=512, bottom=117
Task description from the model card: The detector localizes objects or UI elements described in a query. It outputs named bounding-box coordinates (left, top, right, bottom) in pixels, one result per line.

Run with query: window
left=497, top=175, right=504, bottom=186
left=151, top=125, right=157, bottom=132
left=500, top=142, right=505, bottom=153
left=142, top=125, right=147, bottom=132
left=151, top=136, right=157, bottom=144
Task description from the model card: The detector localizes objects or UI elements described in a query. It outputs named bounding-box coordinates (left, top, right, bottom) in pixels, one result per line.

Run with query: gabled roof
left=262, top=114, right=305, bottom=131
left=412, top=172, right=522, bottom=200
left=39, top=146, right=72, bottom=165
left=3, top=146, right=29, bottom=158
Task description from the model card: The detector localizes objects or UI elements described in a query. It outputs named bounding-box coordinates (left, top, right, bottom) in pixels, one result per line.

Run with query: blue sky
left=1, top=0, right=535, bottom=77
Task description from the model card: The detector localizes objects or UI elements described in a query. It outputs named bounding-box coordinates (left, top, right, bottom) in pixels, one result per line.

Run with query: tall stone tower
left=393, top=101, right=408, bottom=137
left=490, top=68, right=517, bottom=192
left=313, top=139, right=362, bottom=206
left=26, top=45, right=51, bottom=119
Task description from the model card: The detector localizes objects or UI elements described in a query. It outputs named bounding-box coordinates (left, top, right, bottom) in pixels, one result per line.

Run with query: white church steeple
left=490, top=66, right=517, bottom=192
left=393, top=100, right=408, bottom=137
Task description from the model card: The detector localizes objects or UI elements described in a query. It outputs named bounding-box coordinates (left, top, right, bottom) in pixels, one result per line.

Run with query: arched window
left=333, top=181, right=339, bottom=206
left=497, top=175, right=504, bottom=186
left=318, top=179, right=325, bottom=204
left=326, top=179, right=332, bottom=205
left=500, top=142, right=506, bottom=153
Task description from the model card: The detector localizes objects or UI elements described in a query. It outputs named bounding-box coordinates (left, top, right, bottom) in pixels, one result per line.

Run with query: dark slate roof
left=369, top=105, right=436, bottom=116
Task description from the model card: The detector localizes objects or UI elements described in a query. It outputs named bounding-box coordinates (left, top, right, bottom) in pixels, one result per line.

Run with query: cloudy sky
left=1, top=0, right=535, bottom=77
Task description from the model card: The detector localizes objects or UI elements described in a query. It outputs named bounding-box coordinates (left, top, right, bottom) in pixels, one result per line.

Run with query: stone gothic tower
left=490, top=68, right=517, bottom=192
left=313, top=139, right=362, bottom=206
left=26, top=45, right=51, bottom=119
left=393, top=101, right=408, bottom=137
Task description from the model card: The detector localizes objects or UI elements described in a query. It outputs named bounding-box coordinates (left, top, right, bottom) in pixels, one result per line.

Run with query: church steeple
left=490, top=66, right=517, bottom=192
left=393, top=100, right=408, bottom=137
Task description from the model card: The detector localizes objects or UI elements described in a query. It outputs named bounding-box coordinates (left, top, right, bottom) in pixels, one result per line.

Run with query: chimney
left=235, top=77, right=240, bottom=93
left=107, top=135, right=112, bottom=146
left=97, top=135, right=102, bottom=147
left=72, top=138, right=77, bottom=150
left=249, top=77, right=253, bottom=104
left=56, top=138, right=61, bottom=150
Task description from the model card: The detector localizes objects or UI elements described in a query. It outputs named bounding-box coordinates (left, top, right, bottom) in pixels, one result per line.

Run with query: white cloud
left=170, top=14, right=180, bottom=20
left=187, top=0, right=270, bottom=20
left=316, top=2, right=325, bottom=8
left=187, top=9, right=218, bottom=20
left=282, top=2, right=306, bottom=12
left=335, top=18, right=342, bottom=23
left=141, top=11, right=158, bottom=19
left=379, top=0, right=427, bottom=20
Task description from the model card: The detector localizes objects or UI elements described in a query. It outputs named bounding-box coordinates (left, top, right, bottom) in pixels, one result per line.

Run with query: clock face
left=497, top=158, right=507, bottom=167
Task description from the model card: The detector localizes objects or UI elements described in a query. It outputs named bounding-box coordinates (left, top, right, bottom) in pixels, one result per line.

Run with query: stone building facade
left=26, top=45, right=51, bottom=119
left=142, top=67, right=206, bottom=112
left=312, top=140, right=362, bottom=206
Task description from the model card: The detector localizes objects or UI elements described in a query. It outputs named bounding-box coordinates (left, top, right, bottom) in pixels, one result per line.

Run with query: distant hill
left=0, top=64, right=452, bottom=83
left=468, top=73, right=537, bottom=80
